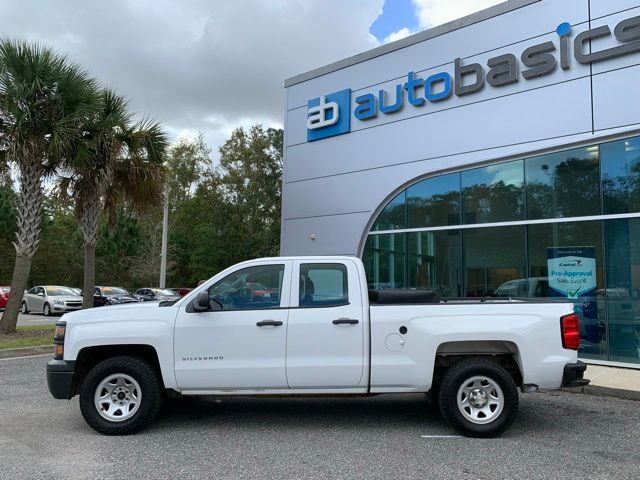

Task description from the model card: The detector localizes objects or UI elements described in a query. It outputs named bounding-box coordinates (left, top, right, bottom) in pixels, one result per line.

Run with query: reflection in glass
left=408, top=230, right=461, bottom=297
left=372, top=191, right=406, bottom=231
left=525, top=147, right=600, bottom=219
left=464, top=226, right=526, bottom=297
left=363, top=233, right=406, bottom=289
left=605, top=219, right=640, bottom=364
left=462, top=160, right=524, bottom=224
left=528, top=221, right=605, bottom=361
left=602, top=136, right=640, bottom=214
left=407, top=173, right=461, bottom=228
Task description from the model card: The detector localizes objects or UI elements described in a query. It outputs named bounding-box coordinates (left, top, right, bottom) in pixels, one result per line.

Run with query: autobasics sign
left=307, top=14, right=640, bottom=141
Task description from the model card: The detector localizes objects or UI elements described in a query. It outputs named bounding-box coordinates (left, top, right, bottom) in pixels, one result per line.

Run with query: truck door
left=174, top=261, right=292, bottom=390
left=286, top=260, right=365, bottom=389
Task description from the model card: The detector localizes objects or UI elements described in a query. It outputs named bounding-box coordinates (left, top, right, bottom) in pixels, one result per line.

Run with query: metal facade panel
left=280, top=213, right=372, bottom=256
left=590, top=0, right=640, bottom=19
left=593, top=62, right=640, bottom=132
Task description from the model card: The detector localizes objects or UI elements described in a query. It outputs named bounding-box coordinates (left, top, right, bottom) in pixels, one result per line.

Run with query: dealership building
left=281, top=0, right=640, bottom=368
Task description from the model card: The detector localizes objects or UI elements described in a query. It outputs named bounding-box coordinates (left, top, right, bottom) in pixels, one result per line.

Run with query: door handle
left=256, top=320, right=283, bottom=327
left=332, top=318, right=359, bottom=325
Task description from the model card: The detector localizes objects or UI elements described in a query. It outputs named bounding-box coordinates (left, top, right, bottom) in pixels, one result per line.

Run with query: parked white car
left=22, top=285, right=83, bottom=316
left=46, top=256, right=588, bottom=437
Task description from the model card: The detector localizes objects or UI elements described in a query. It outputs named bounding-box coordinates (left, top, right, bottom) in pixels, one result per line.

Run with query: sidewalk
left=564, top=363, right=640, bottom=401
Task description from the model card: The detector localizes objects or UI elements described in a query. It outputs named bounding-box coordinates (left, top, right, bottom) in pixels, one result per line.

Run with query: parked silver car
left=21, top=285, right=83, bottom=316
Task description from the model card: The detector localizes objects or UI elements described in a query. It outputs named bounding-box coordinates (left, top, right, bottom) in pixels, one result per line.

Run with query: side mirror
left=192, top=291, right=212, bottom=312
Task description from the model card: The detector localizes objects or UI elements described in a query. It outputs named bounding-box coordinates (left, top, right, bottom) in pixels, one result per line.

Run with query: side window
left=208, top=264, right=285, bottom=311
left=28, top=287, right=36, bottom=294
left=38, top=287, right=45, bottom=296
left=299, top=263, right=348, bottom=307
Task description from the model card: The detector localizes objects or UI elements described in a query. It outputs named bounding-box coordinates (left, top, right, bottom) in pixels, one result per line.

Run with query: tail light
left=560, top=313, right=580, bottom=350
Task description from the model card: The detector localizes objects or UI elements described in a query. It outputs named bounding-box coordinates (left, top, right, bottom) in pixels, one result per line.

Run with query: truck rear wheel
left=79, top=355, right=162, bottom=435
left=438, top=357, right=519, bottom=438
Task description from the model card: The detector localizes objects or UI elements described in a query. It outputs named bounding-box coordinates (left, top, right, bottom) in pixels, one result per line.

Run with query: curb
left=561, top=385, right=640, bottom=402
left=0, top=345, right=52, bottom=359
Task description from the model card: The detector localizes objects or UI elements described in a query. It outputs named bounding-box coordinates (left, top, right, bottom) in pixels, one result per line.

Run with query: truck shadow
left=157, top=393, right=447, bottom=431
left=153, top=391, right=599, bottom=438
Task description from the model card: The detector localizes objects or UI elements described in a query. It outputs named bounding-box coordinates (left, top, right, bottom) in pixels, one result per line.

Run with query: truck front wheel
left=79, top=355, right=163, bottom=435
left=438, top=357, right=519, bottom=438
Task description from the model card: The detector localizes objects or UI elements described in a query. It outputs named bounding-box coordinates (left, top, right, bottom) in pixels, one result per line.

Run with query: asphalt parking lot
left=0, top=356, right=638, bottom=480
left=0, top=311, right=59, bottom=326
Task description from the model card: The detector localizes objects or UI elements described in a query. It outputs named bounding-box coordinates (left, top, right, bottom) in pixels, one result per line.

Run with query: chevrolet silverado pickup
left=46, top=256, right=588, bottom=437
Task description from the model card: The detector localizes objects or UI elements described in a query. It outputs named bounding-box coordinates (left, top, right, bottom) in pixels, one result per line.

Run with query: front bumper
left=52, top=304, right=82, bottom=312
left=561, top=361, right=590, bottom=388
left=46, top=359, right=76, bottom=399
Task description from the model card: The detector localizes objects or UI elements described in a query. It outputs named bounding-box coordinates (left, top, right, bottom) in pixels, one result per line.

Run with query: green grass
left=0, top=325, right=56, bottom=350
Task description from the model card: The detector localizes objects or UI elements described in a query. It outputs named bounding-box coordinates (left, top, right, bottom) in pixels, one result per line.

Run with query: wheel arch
left=432, top=341, right=524, bottom=388
left=73, top=344, right=164, bottom=397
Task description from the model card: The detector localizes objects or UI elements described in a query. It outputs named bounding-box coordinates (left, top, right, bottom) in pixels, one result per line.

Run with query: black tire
left=79, top=355, right=163, bottom=435
left=43, top=303, right=51, bottom=316
left=438, top=357, right=519, bottom=438
left=21, top=302, right=29, bottom=314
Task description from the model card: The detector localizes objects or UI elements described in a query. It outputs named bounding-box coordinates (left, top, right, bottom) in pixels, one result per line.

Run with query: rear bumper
left=46, top=359, right=76, bottom=399
left=562, top=361, right=590, bottom=388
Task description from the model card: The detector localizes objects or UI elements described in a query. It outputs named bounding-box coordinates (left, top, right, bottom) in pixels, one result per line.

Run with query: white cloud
left=383, top=27, right=414, bottom=44
left=412, top=0, right=507, bottom=29
left=0, top=0, right=384, bottom=158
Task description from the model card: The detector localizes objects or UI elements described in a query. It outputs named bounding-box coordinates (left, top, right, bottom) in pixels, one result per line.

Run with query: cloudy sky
left=0, top=0, right=504, bottom=160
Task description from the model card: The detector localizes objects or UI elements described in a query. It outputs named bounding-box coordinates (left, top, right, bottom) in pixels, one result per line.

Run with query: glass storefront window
left=604, top=218, right=640, bottom=364
left=463, top=225, right=526, bottom=297
left=407, top=173, right=461, bottom=228
left=408, top=230, right=461, bottom=297
left=602, top=136, right=640, bottom=215
left=525, top=146, right=600, bottom=219
left=372, top=191, right=405, bottom=231
left=363, top=233, right=406, bottom=289
left=363, top=135, right=640, bottom=365
left=462, top=160, right=524, bottom=224
left=528, top=221, right=606, bottom=361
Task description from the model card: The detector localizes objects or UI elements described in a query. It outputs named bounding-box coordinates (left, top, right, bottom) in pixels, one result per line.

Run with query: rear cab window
left=299, top=263, right=349, bottom=308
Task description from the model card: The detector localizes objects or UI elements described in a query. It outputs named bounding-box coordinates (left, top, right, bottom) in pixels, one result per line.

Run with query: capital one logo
left=306, top=89, right=351, bottom=141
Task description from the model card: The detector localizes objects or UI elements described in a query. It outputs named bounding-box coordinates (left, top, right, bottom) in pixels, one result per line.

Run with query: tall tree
left=167, top=133, right=211, bottom=207
left=58, top=89, right=167, bottom=308
left=218, top=125, right=283, bottom=260
left=0, top=40, right=98, bottom=333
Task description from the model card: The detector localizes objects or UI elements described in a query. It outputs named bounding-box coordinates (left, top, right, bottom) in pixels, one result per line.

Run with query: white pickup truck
left=47, top=256, right=588, bottom=437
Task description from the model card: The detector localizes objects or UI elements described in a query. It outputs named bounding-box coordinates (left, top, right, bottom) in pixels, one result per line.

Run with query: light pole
left=159, top=184, right=169, bottom=288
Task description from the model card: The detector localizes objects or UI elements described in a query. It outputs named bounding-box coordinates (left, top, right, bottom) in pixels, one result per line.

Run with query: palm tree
left=58, top=91, right=167, bottom=308
left=0, top=40, right=98, bottom=333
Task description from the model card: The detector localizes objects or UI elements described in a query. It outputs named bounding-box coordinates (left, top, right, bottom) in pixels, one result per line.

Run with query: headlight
left=109, top=298, right=121, bottom=304
left=53, top=300, right=65, bottom=305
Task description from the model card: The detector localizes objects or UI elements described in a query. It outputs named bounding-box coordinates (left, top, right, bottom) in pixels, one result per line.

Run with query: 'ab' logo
left=306, top=89, right=351, bottom=141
